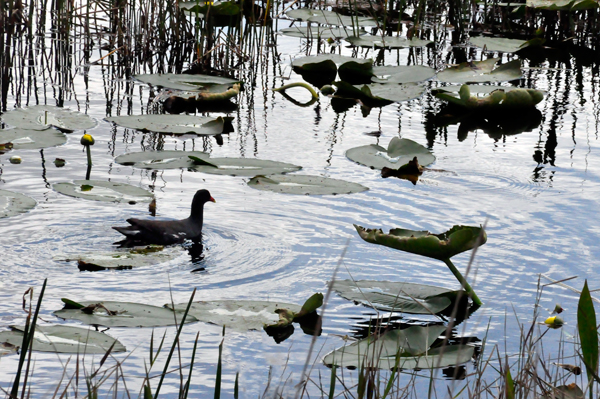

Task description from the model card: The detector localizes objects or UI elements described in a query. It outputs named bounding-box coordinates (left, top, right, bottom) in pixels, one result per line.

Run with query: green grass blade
left=214, top=326, right=225, bottom=399
left=577, top=280, right=598, bottom=398
left=328, top=366, right=337, bottom=399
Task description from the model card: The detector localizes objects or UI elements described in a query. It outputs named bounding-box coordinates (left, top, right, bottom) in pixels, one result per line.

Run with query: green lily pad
left=247, top=174, right=368, bottom=195
left=166, top=300, right=303, bottom=331
left=286, top=9, right=377, bottom=26
left=435, top=84, right=544, bottom=110
left=346, top=35, right=432, bottom=48
left=0, top=325, right=126, bottom=354
left=363, top=83, right=427, bottom=103
left=527, top=0, right=599, bottom=10
left=0, top=189, right=37, bottom=218
left=53, top=180, right=154, bottom=203
left=0, top=128, right=67, bottom=150
left=105, top=115, right=232, bottom=135
left=323, top=325, right=474, bottom=369
left=55, top=245, right=184, bottom=271
left=437, top=58, right=522, bottom=84
left=292, top=54, right=372, bottom=70
left=346, top=138, right=435, bottom=170
left=1, top=105, right=97, bottom=132
left=371, top=65, right=436, bottom=84
left=469, top=36, right=529, bottom=53
left=280, top=26, right=365, bottom=40
left=115, top=150, right=302, bottom=176
left=331, top=280, right=463, bottom=314
left=134, top=73, right=240, bottom=91
left=354, top=224, right=486, bottom=260
left=54, top=300, right=198, bottom=328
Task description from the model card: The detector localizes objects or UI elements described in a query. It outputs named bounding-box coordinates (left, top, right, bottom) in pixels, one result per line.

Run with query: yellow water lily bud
left=9, top=155, right=22, bottom=164
left=544, top=316, right=564, bottom=329
left=80, top=133, right=95, bottom=146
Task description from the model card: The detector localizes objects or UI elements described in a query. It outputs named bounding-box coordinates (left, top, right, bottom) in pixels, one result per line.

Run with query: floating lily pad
left=286, top=9, right=377, bottom=26
left=191, top=157, right=302, bottom=176
left=280, top=26, right=365, bottom=40
left=56, top=245, right=184, bottom=271
left=469, top=36, right=529, bottom=53
left=247, top=174, right=368, bottom=195
left=134, top=73, right=240, bottom=91
left=332, top=280, right=463, bottom=314
left=346, top=138, right=435, bottom=170
left=166, top=300, right=303, bottom=331
left=0, top=189, right=37, bottom=218
left=435, top=84, right=544, bottom=110
left=105, top=115, right=232, bottom=135
left=0, top=325, right=126, bottom=354
left=363, top=83, right=427, bottom=103
left=354, top=224, right=486, bottom=260
left=292, top=54, right=372, bottom=70
left=371, top=65, right=436, bottom=84
left=1, top=105, right=97, bottom=132
left=53, top=180, right=154, bottom=203
left=115, top=150, right=210, bottom=169
left=437, top=58, right=522, bottom=84
left=0, top=128, right=67, bottom=150
left=54, top=300, right=198, bottom=328
left=323, top=325, right=474, bottom=370
left=346, top=35, right=432, bottom=48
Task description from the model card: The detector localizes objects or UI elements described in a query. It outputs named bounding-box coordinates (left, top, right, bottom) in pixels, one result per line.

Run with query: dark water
left=1, top=11, right=599, bottom=398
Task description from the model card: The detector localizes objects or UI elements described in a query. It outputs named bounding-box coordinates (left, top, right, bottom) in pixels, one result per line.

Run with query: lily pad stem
left=273, top=82, right=319, bottom=100
left=442, top=258, right=482, bottom=306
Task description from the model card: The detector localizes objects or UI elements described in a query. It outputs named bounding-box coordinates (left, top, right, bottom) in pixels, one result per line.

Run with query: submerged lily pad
left=0, top=189, right=37, bottom=218
left=0, top=325, right=126, bottom=354
left=0, top=128, right=67, bottom=150
left=247, top=174, right=368, bottom=195
left=56, top=245, right=184, bottom=271
left=371, top=65, right=436, bottom=84
left=167, top=300, right=303, bottom=331
left=323, top=325, right=474, bottom=370
left=134, top=73, right=240, bottom=91
left=346, top=137, right=435, bottom=170
left=280, top=26, right=365, bottom=40
left=105, top=115, right=232, bottom=135
left=115, top=150, right=301, bottom=176
left=1, top=105, right=97, bottom=132
left=354, top=224, right=486, bottom=260
left=469, top=37, right=529, bottom=53
left=437, top=58, right=522, bottom=84
left=53, top=180, right=154, bottom=203
left=286, top=9, right=377, bottom=26
left=332, top=280, right=463, bottom=314
left=346, top=35, right=432, bottom=48
left=54, top=300, right=198, bottom=328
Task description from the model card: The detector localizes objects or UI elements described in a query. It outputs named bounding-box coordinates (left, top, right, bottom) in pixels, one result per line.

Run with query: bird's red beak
left=210, top=196, right=216, bottom=203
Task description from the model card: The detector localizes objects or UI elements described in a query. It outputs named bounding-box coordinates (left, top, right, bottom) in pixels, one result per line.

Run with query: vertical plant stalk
left=442, top=258, right=481, bottom=306
left=214, top=326, right=225, bottom=399
left=577, top=280, right=598, bottom=399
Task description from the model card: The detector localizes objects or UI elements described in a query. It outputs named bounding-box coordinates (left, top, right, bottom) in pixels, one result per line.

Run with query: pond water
left=1, top=7, right=600, bottom=398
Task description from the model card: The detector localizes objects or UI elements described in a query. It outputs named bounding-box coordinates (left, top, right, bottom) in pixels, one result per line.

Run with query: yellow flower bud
left=80, top=133, right=95, bottom=146
left=544, top=316, right=564, bottom=329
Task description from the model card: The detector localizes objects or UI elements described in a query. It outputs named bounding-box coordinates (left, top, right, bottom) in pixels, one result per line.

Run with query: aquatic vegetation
left=1, top=105, right=96, bottom=132
left=247, top=174, right=368, bottom=195
left=346, top=137, right=435, bottom=170
left=105, top=115, right=234, bottom=135
left=435, top=84, right=544, bottom=110
left=0, top=189, right=37, bottom=218
left=437, top=59, right=523, bottom=84
left=52, top=180, right=154, bottom=202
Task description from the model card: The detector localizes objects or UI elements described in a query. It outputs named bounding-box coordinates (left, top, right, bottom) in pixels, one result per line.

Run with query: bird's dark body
left=113, top=189, right=215, bottom=246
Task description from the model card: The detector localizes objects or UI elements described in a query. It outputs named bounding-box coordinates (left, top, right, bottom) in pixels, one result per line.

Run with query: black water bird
left=113, top=189, right=215, bottom=245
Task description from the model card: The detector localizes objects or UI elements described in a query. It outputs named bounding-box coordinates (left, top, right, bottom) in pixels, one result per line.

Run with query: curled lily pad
left=115, top=150, right=301, bottom=176
left=55, top=245, right=184, bottom=271
left=0, top=128, right=67, bottom=150
left=469, top=36, right=529, bottom=53
left=54, top=300, right=198, bottom=328
left=0, top=325, right=126, bottom=354
left=292, top=54, right=372, bottom=71
left=53, top=180, right=154, bottom=203
left=346, top=35, right=432, bottom=48
left=105, top=115, right=232, bottom=135
left=134, top=73, right=240, bottom=91
left=248, top=174, right=368, bottom=195
left=331, top=280, right=463, bottom=314
left=280, top=26, right=365, bottom=40
left=1, top=105, right=97, bottom=132
left=323, top=325, right=474, bottom=370
left=346, top=138, right=435, bottom=170
left=0, top=189, right=37, bottom=218
left=286, top=9, right=377, bottom=26
left=166, top=300, right=302, bottom=331
left=435, top=84, right=544, bottom=110
left=437, top=58, right=522, bottom=84
left=354, top=224, right=486, bottom=260
left=371, top=65, right=436, bottom=84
